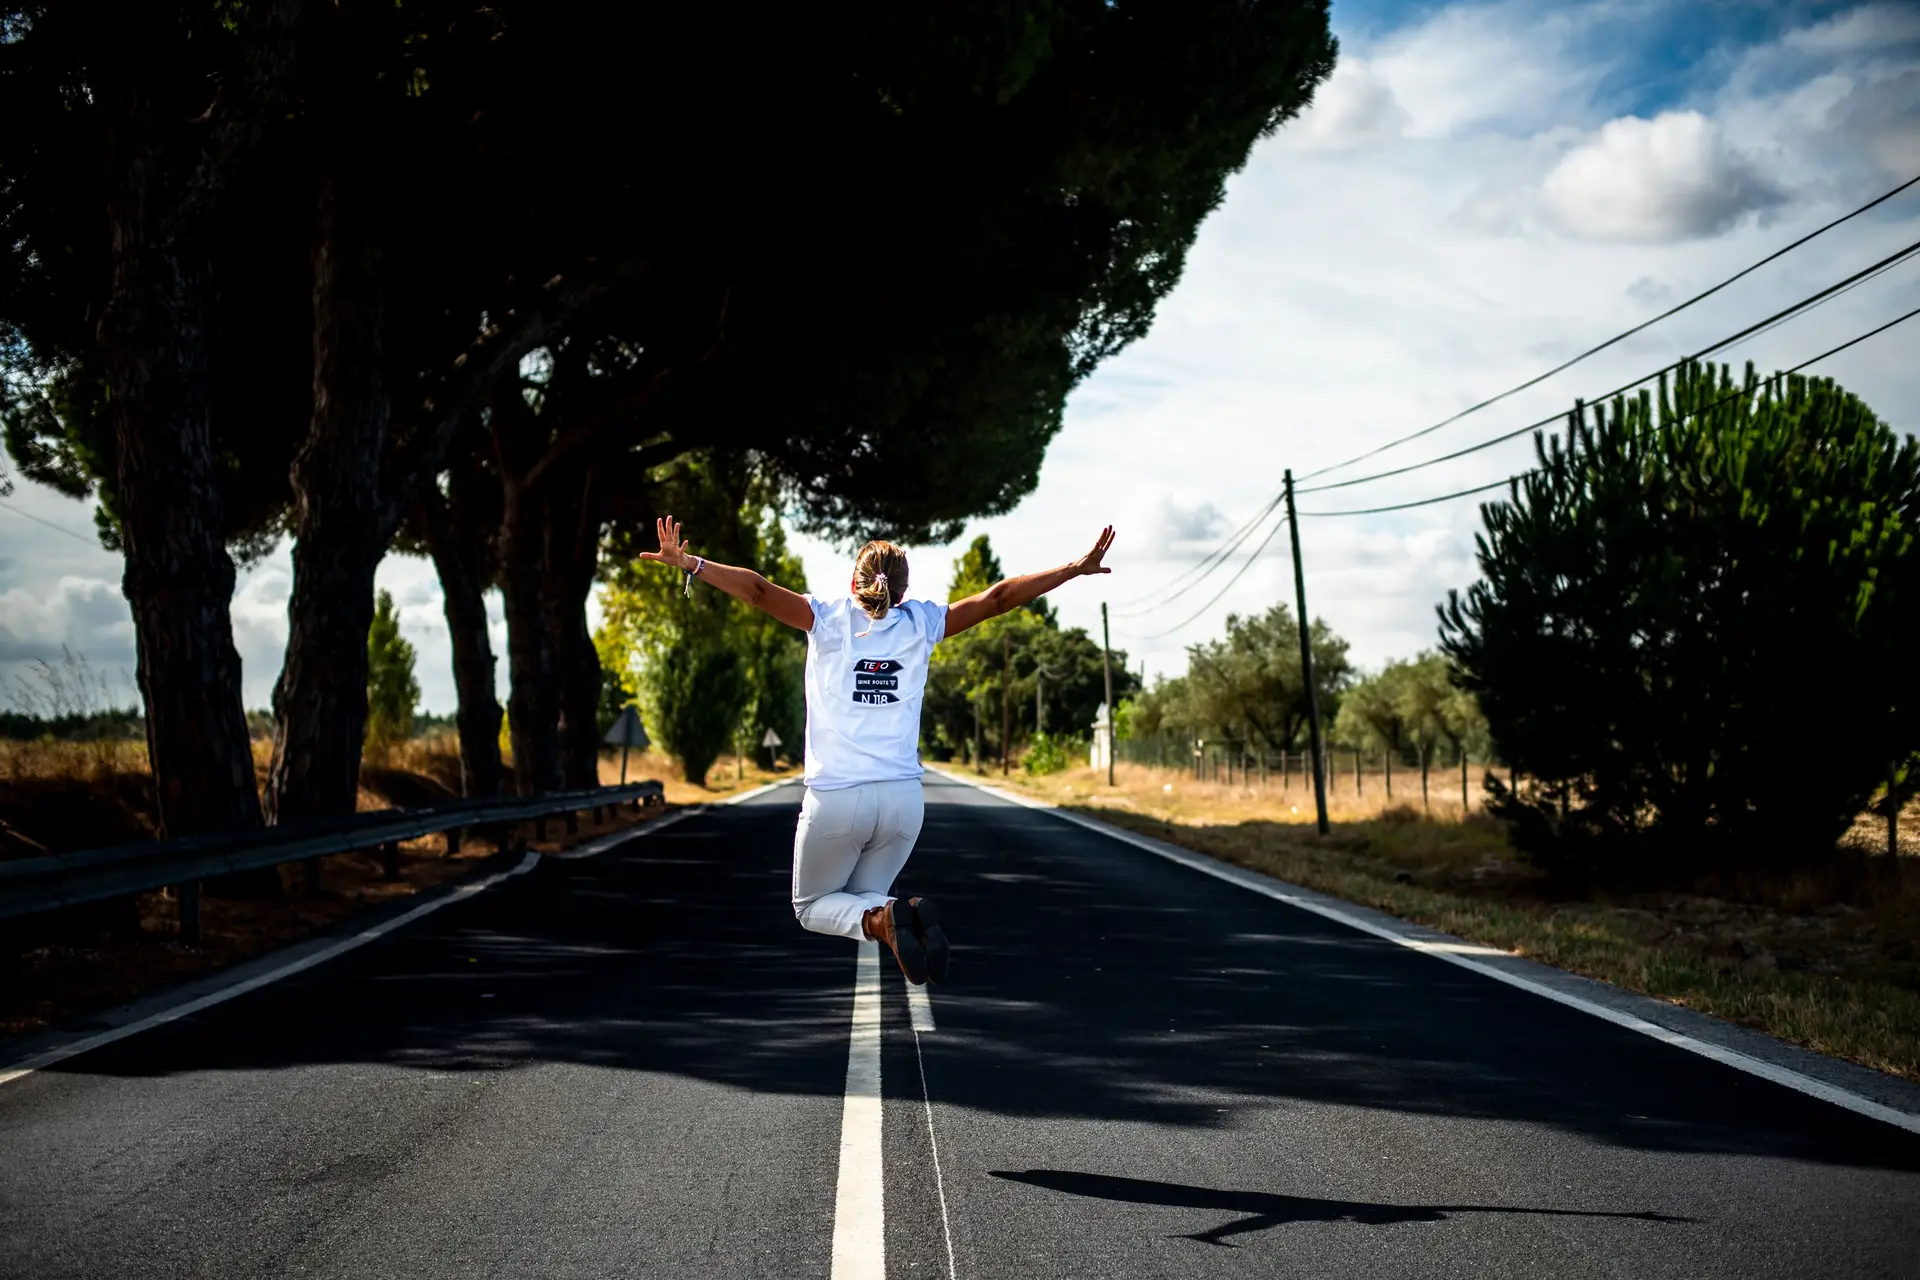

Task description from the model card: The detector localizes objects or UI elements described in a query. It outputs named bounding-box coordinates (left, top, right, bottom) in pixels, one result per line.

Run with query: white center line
left=907, top=981, right=936, bottom=1033
left=831, top=940, right=885, bottom=1280
left=914, top=1025, right=959, bottom=1279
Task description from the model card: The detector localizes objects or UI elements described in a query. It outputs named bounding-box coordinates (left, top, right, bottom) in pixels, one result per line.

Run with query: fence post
left=302, top=857, right=322, bottom=895
left=381, top=841, right=401, bottom=880
left=565, top=810, right=579, bottom=836
left=446, top=826, right=463, bottom=855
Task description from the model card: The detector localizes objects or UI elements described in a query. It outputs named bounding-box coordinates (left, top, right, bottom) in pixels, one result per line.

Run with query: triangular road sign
left=604, top=706, right=650, bottom=749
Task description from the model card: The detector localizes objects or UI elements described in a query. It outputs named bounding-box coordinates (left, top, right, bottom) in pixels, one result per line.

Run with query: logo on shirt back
left=852, top=658, right=901, bottom=704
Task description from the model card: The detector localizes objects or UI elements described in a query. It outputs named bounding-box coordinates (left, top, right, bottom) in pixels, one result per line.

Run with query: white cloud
left=1541, top=111, right=1782, bottom=242
left=1785, top=3, right=1920, bottom=57
left=1154, top=496, right=1230, bottom=547
left=0, top=575, right=135, bottom=670
left=1288, top=58, right=1409, bottom=150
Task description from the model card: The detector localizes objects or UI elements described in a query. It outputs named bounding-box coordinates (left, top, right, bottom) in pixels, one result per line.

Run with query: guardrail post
left=446, top=826, right=463, bottom=855
left=381, top=842, right=401, bottom=880
left=302, top=857, right=321, bottom=895
left=534, top=816, right=548, bottom=842
left=565, top=810, right=579, bottom=836
left=593, top=804, right=604, bottom=825
left=178, top=881, right=201, bottom=944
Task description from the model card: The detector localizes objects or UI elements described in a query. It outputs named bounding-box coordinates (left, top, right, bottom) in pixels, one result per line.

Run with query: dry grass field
left=984, top=759, right=1920, bottom=1081
left=0, top=734, right=796, bottom=1037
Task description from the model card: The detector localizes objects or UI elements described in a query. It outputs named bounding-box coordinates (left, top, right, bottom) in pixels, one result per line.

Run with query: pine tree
left=365, top=590, right=420, bottom=753
left=1441, top=361, right=1920, bottom=868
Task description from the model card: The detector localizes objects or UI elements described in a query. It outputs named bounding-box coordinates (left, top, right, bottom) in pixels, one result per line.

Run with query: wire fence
left=1115, top=732, right=1505, bottom=809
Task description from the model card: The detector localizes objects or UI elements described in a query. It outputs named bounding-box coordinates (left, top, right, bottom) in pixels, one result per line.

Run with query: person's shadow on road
left=990, top=1169, right=1698, bottom=1247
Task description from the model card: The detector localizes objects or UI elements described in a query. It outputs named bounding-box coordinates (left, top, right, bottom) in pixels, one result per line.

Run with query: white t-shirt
left=802, top=594, right=948, bottom=791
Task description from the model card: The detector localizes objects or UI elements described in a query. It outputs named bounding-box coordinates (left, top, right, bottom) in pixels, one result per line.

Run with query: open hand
left=1071, top=525, right=1116, bottom=576
left=639, top=515, right=694, bottom=571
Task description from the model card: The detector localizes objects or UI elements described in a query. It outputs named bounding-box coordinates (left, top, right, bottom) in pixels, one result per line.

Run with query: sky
left=3, top=0, right=1918, bottom=718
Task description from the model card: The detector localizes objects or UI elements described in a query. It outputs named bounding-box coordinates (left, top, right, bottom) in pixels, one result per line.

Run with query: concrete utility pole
left=1284, top=469, right=1330, bottom=835
left=1101, top=602, right=1115, bottom=787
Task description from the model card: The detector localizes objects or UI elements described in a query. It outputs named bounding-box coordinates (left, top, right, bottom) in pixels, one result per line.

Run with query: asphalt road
left=2, top=774, right=1917, bottom=1278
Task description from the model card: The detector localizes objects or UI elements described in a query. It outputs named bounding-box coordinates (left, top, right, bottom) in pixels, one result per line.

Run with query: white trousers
left=791, top=779, right=926, bottom=940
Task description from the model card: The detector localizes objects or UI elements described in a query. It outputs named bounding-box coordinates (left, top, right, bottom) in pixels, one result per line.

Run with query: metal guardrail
left=0, top=781, right=664, bottom=939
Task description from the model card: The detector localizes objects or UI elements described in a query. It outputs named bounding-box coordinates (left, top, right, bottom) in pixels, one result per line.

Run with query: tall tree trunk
left=97, top=112, right=261, bottom=843
left=420, top=469, right=504, bottom=798
left=266, top=171, right=389, bottom=824
left=498, top=472, right=565, bottom=794
left=554, top=466, right=605, bottom=790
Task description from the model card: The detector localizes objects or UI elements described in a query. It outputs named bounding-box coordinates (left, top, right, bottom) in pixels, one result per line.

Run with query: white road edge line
left=832, top=940, right=886, bottom=1280
left=0, top=779, right=802, bottom=1090
left=907, top=981, right=936, bottom=1033
left=0, top=849, right=541, bottom=1089
left=914, top=1025, right=959, bottom=1280
left=930, top=768, right=1920, bottom=1137
left=547, top=809, right=691, bottom=859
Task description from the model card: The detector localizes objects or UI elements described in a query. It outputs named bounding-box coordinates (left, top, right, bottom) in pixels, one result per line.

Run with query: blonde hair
left=852, top=540, right=909, bottom=620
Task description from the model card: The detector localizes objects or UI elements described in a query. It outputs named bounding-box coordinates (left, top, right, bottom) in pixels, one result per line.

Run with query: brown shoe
left=908, top=897, right=950, bottom=984
left=861, top=898, right=928, bottom=985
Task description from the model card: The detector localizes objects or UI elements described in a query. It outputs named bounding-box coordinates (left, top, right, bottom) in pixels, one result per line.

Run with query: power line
left=1299, top=475, right=1521, bottom=517
left=0, top=497, right=97, bottom=545
left=1296, top=236, right=1920, bottom=496
left=1296, top=170, right=1920, bottom=484
left=1112, top=492, right=1285, bottom=616
left=1125, top=302, right=1920, bottom=645
left=1126, top=506, right=1292, bottom=640
left=1115, top=184, right=1920, bottom=625
left=1297, top=301, right=1920, bottom=518
left=1117, top=210, right=1920, bottom=614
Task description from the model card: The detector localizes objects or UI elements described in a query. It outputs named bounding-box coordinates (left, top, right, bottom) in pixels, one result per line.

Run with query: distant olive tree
left=1441, top=362, right=1920, bottom=871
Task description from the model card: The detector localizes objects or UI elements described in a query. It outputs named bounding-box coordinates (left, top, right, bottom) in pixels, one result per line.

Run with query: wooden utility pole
left=1101, top=603, right=1116, bottom=786
left=972, top=696, right=982, bottom=771
left=1284, top=469, right=1330, bottom=835
left=1001, top=631, right=1011, bottom=775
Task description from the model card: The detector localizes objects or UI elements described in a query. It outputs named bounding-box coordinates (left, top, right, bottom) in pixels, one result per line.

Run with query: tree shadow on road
left=28, top=787, right=1920, bottom=1177
left=989, top=1169, right=1698, bottom=1247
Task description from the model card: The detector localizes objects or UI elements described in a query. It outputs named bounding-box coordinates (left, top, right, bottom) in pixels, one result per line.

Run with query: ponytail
left=852, top=540, right=909, bottom=620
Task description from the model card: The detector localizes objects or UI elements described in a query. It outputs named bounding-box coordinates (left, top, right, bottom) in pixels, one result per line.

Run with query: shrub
left=1023, top=732, right=1074, bottom=776
left=1441, top=362, right=1920, bottom=872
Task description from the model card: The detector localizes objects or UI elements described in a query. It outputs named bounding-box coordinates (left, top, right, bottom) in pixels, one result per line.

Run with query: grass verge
left=986, top=761, right=1920, bottom=1082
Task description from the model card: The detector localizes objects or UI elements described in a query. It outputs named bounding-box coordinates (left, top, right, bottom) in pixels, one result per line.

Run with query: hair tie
left=873, top=571, right=888, bottom=590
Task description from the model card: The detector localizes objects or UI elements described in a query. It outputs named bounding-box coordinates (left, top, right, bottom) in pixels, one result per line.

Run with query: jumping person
left=640, top=517, right=1115, bottom=984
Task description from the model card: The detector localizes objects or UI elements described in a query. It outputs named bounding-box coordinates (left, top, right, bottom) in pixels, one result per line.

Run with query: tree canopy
left=0, top=0, right=1338, bottom=824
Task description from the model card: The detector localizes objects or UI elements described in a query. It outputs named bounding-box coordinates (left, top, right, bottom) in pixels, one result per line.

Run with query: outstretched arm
left=945, top=526, right=1114, bottom=640
left=639, top=515, right=815, bottom=632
